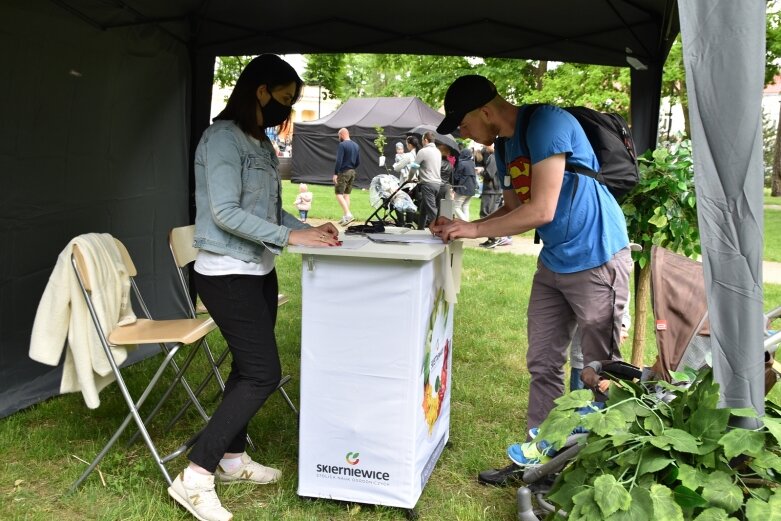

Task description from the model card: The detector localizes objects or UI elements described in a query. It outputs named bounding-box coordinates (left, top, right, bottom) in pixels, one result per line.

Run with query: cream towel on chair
left=29, top=233, right=137, bottom=408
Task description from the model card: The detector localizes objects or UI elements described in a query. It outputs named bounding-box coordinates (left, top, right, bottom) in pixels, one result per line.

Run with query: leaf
left=669, top=370, right=693, bottom=383
left=538, top=409, right=582, bottom=449
left=663, top=428, right=701, bottom=454
left=553, top=390, right=595, bottom=410
left=571, top=488, right=602, bottom=520
left=547, top=467, right=589, bottom=511
left=644, top=413, right=665, bottom=436
left=762, top=416, right=781, bottom=446
left=751, top=450, right=781, bottom=474
left=637, top=446, right=674, bottom=476
left=692, top=507, right=731, bottom=521
left=745, top=494, right=781, bottom=521
left=582, top=408, right=629, bottom=437
left=605, top=487, right=652, bottom=521
left=649, top=214, right=669, bottom=227
left=718, top=428, right=765, bottom=458
left=701, top=470, right=743, bottom=513
left=688, top=407, right=730, bottom=443
left=729, top=407, right=758, bottom=418
left=580, top=437, right=612, bottom=457
left=673, top=485, right=708, bottom=509
left=676, top=462, right=705, bottom=491
left=649, top=484, right=684, bottom=521
left=594, top=474, right=631, bottom=517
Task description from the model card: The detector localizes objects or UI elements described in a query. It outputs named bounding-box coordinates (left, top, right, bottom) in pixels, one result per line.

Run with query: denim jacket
left=193, top=120, right=308, bottom=263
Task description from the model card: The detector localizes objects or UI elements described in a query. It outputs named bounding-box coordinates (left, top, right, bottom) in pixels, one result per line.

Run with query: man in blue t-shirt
left=334, top=127, right=360, bottom=226
left=433, top=75, right=631, bottom=485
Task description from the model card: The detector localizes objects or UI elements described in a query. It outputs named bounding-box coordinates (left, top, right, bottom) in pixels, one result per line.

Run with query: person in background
left=392, top=142, right=408, bottom=181
left=294, top=183, right=313, bottom=223
left=333, top=127, right=360, bottom=226
left=452, top=147, right=477, bottom=221
left=171, top=54, right=340, bottom=521
left=431, top=74, right=631, bottom=485
left=437, top=143, right=455, bottom=207
left=413, top=131, right=443, bottom=227
left=394, top=135, right=421, bottom=182
left=478, top=144, right=511, bottom=248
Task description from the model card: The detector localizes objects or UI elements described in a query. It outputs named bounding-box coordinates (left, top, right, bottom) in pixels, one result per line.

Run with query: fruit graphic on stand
left=421, top=289, right=451, bottom=435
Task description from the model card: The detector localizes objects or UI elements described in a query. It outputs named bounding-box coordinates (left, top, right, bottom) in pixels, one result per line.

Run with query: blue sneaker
left=507, top=441, right=553, bottom=468
left=528, top=427, right=539, bottom=440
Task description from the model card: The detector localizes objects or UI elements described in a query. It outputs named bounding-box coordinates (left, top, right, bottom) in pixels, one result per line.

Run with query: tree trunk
left=631, top=262, right=652, bottom=368
left=772, top=102, right=781, bottom=197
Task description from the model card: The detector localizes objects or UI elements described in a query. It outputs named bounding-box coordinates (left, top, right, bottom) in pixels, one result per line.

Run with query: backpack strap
left=521, top=104, right=581, bottom=245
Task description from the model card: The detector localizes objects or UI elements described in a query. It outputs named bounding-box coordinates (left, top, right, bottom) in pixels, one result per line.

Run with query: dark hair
left=406, top=135, right=421, bottom=153
left=423, top=131, right=436, bottom=144
left=215, top=54, right=303, bottom=138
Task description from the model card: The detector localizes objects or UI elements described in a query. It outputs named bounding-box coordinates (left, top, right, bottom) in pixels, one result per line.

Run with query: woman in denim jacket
left=169, top=54, right=339, bottom=521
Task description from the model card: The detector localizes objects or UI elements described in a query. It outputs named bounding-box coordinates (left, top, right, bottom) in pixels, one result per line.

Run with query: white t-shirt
left=194, top=247, right=275, bottom=276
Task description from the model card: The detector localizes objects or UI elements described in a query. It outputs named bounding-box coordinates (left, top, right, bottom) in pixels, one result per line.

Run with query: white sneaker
left=339, top=215, right=355, bottom=226
left=214, top=453, right=281, bottom=485
left=168, top=470, right=233, bottom=521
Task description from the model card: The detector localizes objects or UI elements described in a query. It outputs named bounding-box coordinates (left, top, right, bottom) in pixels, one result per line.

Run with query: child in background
left=294, top=183, right=313, bottom=222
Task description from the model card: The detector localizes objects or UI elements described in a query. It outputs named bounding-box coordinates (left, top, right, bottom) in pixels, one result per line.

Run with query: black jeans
left=419, top=182, right=441, bottom=228
left=188, top=270, right=281, bottom=472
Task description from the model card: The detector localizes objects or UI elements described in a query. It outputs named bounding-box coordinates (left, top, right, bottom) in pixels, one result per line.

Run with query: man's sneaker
left=168, top=471, right=233, bottom=521
left=479, top=238, right=497, bottom=248
left=495, top=236, right=513, bottom=247
left=214, top=453, right=281, bottom=485
left=477, top=462, right=525, bottom=486
left=528, top=427, right=540, bottom=440
left=507, top=441, right=553, bottom=468
left=339, top=215, right=355, bottom=226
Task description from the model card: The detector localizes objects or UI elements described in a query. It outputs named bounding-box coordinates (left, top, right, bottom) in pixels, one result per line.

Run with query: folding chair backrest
left=169, top=225, right=197, bottom=268
left=72, top=239, right=136, bottom=291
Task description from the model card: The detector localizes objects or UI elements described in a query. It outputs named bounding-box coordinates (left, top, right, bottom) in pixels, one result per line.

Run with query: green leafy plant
left=539, top=369, right=781, bottom=520
left=373, top=125, right=387, bottom=156
left=621, top=140, right=700, bottom=366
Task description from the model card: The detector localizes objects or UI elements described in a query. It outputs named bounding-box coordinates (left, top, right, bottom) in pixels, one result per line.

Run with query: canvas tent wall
left=0, top=0, right=766, bottom=422
left=291, top=97, right=444, bottom=189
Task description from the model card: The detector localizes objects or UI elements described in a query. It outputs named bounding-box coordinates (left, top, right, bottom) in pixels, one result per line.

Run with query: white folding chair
left=69, top=238, right=217, bottom=490
left=166, top=225, right=298, bottom=424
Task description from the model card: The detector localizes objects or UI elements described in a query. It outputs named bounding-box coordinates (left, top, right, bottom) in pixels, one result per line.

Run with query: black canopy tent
left=291, top=97, right=444, bottom=189
left=1, top=0, right=765, bottom=424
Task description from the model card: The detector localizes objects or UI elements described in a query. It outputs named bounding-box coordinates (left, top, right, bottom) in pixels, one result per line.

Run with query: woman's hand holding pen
left=289, top=223, right=341, bottom=247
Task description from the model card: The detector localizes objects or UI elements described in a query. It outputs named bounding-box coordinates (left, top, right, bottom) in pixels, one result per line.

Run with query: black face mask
left=258, top=95, right=291, bottom=128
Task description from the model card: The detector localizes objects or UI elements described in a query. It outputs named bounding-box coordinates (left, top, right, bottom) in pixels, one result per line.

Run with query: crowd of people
left=173, top=54, right=632, bottom=520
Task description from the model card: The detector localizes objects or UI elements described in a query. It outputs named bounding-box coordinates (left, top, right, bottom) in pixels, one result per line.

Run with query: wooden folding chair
left=166, top=225, right=298, bottom=425
left=69, top=238, right=217, bottom=490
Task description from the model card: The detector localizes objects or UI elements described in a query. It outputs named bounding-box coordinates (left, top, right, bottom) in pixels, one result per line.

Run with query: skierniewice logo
left=315, top=451, right=390, bottom=484
left=345, top=451, right=360, bottom=465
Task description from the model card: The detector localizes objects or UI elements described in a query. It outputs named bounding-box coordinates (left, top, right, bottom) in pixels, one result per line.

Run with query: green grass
left=282, top=181, right=486, bottom=224
left=764, top=187, right=781, bottom=207
left=3, top=248, right=780, bottom=520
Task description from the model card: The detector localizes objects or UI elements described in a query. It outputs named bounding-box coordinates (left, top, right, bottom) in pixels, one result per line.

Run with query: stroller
left=515, top=245, right=781, bottom=520
left=364, top=173, right=421, bottom=229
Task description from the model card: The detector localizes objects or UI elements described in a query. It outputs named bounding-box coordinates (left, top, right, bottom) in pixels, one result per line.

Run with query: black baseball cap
left=437, top=75, right=498, bottom=134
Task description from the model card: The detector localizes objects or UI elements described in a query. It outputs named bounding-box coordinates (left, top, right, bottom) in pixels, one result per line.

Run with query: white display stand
left=289, top=231, right=462, bottom=509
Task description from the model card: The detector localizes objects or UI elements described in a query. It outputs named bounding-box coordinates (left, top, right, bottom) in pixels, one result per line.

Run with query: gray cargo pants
left=525, top=247, right=632, bottom=432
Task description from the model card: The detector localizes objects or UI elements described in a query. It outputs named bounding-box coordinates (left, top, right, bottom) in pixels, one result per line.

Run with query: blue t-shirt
left=335, top=139, right=360, bottom=174
left=495, top=105, right=628, bottom=273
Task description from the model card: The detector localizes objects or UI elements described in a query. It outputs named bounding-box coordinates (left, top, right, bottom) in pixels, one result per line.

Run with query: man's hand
left=429, top=216, right=477, bottom=242
left=332, top=174, right=338, bottom=185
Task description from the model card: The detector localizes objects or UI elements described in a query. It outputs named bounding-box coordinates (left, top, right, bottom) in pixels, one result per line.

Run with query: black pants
left=419, top=182, right=441, bottom=228
left=188, top=270, right=281, bottom=472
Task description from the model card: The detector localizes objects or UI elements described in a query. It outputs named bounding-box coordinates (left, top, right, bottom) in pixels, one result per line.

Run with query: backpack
left=520, top=104, right=639, bottom=201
